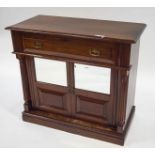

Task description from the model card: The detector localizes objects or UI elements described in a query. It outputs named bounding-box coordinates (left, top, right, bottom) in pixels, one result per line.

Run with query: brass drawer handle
left=89, top=49, right=100, bottom=57
left=34, top=41, right=43, bottom=49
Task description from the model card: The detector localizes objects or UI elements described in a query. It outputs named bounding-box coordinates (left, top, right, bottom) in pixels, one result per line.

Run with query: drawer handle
left=33, top=41, right=43, bottom=49
left=89, top=49, right=100, bottom=57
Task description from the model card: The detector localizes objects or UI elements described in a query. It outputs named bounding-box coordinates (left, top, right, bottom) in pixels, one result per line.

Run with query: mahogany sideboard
left=6, top=15, right=146, bottom=145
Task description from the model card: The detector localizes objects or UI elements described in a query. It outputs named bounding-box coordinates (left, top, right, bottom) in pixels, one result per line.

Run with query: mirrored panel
left=34, top=58, right=67, bottom=86
left=74, top=63, right=111, bottom=94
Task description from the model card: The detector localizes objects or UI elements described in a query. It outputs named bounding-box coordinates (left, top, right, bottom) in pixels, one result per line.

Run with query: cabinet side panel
left=126, top=40, right=140, bottom=121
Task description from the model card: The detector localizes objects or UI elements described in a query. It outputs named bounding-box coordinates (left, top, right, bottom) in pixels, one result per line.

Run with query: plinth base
left=22, top=106, right=135, bottom=145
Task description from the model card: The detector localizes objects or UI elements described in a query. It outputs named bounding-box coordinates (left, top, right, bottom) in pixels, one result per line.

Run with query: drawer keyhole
left=34, top=41, right=43, bottom=49
left=89, top=49, right=100, bottom=57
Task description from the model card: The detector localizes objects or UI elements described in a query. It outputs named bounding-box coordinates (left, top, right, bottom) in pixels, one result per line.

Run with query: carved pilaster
left=116, top=69, right=129, bottom=133
left=16, top=55, right=32, bottom=111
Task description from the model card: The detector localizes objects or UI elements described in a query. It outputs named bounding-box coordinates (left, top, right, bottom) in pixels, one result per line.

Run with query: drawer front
left=23, top=35, right=117, bottom=64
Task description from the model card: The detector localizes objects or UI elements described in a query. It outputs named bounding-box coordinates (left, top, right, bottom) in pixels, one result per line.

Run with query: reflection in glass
left=34, top=58, right=67, bottom=86
left=74, top=63, right=111, bottom=94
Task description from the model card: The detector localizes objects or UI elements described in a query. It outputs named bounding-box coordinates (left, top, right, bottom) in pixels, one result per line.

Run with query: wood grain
left=6, top=15, right=146, bottom=43
left=6, top=15, right=146, bottom=145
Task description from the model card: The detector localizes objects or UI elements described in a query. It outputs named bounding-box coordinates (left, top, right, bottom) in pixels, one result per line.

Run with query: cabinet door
left=29, top=57, right=71, bottom=116
left=26, top=57, right=117, bottom=125
left=72, top=63, right=116, bottom=124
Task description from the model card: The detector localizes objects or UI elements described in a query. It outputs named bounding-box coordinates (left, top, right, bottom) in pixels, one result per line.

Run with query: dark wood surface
left=6, top=15, right=146, bottom=145
left=22, top=106, right=135, bottom=145
left=22, top=33, right=117, bottom=64
left=6, top=15, right=146, bottom=43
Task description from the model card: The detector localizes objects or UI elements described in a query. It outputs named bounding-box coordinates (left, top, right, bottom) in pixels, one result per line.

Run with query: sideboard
left=6, top=15, right=146, bottom=145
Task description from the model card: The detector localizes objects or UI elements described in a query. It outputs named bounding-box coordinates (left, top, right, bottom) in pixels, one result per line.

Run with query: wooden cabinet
left=6, top=15, right=146, bottom=145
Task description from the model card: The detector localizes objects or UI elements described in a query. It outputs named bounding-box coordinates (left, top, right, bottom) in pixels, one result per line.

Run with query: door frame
left=25, top=55, right=118, bottom=125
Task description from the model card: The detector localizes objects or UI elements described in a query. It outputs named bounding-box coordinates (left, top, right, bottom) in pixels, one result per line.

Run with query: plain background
left=0, top=7, right=155, bottom=147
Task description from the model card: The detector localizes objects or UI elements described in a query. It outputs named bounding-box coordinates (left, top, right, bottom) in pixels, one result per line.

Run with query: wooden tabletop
left=6, top=15, right=146, bottom=43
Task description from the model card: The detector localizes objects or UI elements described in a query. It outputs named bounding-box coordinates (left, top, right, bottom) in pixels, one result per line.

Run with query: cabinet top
left=6, top=15, right=146, bottom=43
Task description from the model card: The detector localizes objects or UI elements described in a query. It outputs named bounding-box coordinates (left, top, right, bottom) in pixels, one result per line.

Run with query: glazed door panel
left=35, top=58, right=67, bottom=86
left=74, top=63, right=111, bottom=94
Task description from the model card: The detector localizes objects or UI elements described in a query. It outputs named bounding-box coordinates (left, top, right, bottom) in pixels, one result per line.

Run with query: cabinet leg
left=24, top=100, right=32, bottom=112
left=117, top=125, right=124, bottom=133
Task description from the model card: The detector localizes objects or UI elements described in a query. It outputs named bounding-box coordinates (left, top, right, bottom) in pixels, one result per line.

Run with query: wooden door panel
left=75, top=95, right=108, bottom=123
left=72, top=89, right=110, bottom=124
left=38, top=89, right=64, bottom=109
left=34, top=82, right=71, bottom=115
left=76, top=96, right=107, bottom=118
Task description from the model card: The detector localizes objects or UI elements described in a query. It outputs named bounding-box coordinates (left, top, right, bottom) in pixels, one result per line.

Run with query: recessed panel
left=35, top=58, right=67, bottom=86
left=74, top=63, right=111, bottom=94
left=76, top=96, right=106, bottom=118
left=38, top=89, right=64, bottom=109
